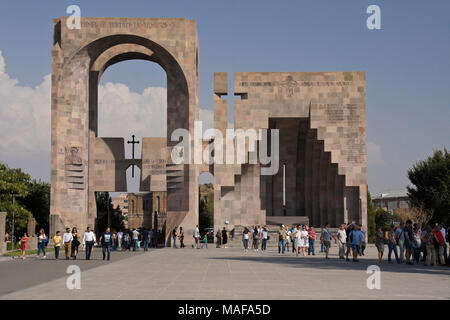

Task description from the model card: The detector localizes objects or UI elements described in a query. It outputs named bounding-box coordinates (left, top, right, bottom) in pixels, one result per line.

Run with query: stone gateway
left=50, top=17, right=366, bottom=244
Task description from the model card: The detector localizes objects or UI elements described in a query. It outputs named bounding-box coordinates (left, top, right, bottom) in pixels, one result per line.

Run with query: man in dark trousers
left=99, top=227, right=113, bottom=261
left=221, top=227, right=228, bottom=248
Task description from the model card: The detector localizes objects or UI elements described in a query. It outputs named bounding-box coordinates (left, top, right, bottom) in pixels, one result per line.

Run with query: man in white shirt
left=83, top=227, right=96, bottom=260
left=132, top=229, right=139, bottom=251
left=62, top=228, right=73, bottom=260
left=337, top=224, right=347, bottom=259
left=194, top=225, right=200, bottom=249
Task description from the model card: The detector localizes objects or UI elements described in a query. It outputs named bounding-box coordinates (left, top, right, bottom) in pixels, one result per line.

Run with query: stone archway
left=50, top=18, right=199, bottom=243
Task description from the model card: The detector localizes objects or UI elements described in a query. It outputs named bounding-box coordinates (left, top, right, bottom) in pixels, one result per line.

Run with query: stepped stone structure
left=213, top=72, right=367, bottom=230
left=50, top=17, right=366, bottom=244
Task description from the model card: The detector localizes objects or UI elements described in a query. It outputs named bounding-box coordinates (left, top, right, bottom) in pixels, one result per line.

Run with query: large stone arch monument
left=50, top=16, right=367, bottom=242
left=50, top=17, right=199, bottom=242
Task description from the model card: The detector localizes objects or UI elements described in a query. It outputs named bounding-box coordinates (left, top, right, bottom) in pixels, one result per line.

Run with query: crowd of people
left=15, top=220, right=449, bottom=267
left=236, top=221, right=449, bottom=266
left=17, top=226, right=159, bottom=261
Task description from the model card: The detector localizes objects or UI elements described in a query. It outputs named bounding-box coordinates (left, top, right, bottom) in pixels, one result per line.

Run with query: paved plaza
left=1, top=244, right=449, bottom=300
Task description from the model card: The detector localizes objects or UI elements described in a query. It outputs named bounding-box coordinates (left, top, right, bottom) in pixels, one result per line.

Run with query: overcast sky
left=0, top=0, right=449, bottom=195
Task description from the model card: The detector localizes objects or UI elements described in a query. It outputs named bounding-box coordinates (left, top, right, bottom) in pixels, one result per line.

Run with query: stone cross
left=127, top=135, right=140, bottom=178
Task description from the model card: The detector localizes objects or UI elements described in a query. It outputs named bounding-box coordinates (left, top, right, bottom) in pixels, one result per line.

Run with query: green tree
left=199, top=191, right=214, bottom=230
left=407, top=148, right=450, bottom=225
left=374, top=208, right=392, bottom=230
left=0, top=162, right=32, bottom=237
left=95, top=192, right=125, bottom=235
left=19, top=180, right=50, bottom=233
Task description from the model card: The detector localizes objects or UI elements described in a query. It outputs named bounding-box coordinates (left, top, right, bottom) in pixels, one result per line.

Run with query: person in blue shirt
left=99, top=227, right=113, bottom=261
left=349, top=225, right=364, bottom=262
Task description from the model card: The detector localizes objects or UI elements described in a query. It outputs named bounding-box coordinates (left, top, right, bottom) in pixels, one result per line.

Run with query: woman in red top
left=20, top=232, right=29, bottom=260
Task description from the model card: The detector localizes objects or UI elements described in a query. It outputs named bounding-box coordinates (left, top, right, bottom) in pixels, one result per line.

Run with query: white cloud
left=367, top=140, right=384, bottom=166
left=98, top=82, right=167, bottom=139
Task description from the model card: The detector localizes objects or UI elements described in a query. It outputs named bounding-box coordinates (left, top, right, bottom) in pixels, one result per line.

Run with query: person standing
left=142, top=228, right=149, bottom=251
left=278, top=225, right=286, bottom=254
left=374, top=227, right=386, bottom=264
left=285, top=227, right=291, bottom=253
left=395, top=222, right=405, bottom=263
left=117, top=230, right=123, bottom=250
left=308, top=226, right=316, bottom=256
left=20, top=232, right=29, bottom=260
left=253, top=226, right=260, bottom=252
left=194, top=225, right=200, bottom=249
left=292, top=225, right=300, bottom=256
left=201, top=233, right=208, bottom=249
left=423, top=225, right=437, bottom=266
left=71, top=227, right=80, bottom=260
left=62, top=228, right=73, bottom=260
left=242, top=227, right=250, bottom=252
left=360, top=225, right=367, bottom=256
left=412, top=224, right=422, bottom=264
left=149, top=229, right=154, bottom=248
left=337, top=224, right=347, bottom=259
left=221, top=227, right=228, bottom=248
left=111, top=232, right=117, bottom=251
left=300, top=225, right=309, bottom=257
left=99, top=227, right=113, bottom=261
left=320, top=223, right=335, bottom=259
left=420, top=226, right=428, bottom=263
left=216, top=228, right=222, bottom=248
left=387, top=225, right=399, bottom=264
left=123, top=231, right=131, bottom=251
left=132, top=228, right=139, bottom=251
left=438, top=223, right=447, bottom=264
left=349, top=225, right=364, bottom=262
left=432, top=224, right=445, bottom=265
left=37, top=228, right=47, bottom=259
left=172, top=228, right=177, bottom=248
left=345, top=223, right=354, bottom=261
left=53, top=231, right=62, bottom=260
left=403, top=220, right=414, bottom=265
left=179, top=227, right=185, bottom=248
left=261, top=226, right=268, bottom=251
left=83, top=227, right=96, bottom=260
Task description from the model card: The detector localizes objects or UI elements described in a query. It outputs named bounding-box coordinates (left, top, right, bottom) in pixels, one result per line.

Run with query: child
left=53, top=231, right=62, bottom=260
left=20, top=232, right=29, bottom=260
left=201, top=233, right=208, bottom=249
